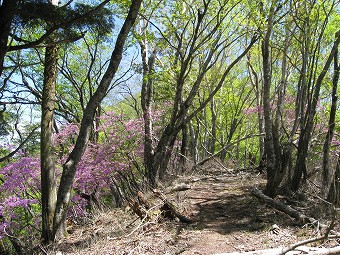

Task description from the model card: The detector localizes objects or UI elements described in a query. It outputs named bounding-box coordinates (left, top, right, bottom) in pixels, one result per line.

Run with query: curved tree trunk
left=52, top=0, right=142, bottom=240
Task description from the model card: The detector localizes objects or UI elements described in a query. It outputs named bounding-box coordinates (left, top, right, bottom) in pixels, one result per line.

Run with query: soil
left=51, top=160, right=339, bottom=255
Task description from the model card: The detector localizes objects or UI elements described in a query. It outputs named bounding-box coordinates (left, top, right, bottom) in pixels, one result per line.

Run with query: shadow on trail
left=194, top=193, right=265, bottom=234
left=184, top=174, right=294, bottom=236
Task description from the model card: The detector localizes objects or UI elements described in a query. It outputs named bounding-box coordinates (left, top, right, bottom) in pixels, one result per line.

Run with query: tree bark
left=52, top=0, right=143, bottom=240
left=179, top=125, right=188, bottom=173
left=328, top=155, right=340, bottom=205
left=0, top=0, right=18, bottom=76
left=189, top=120, right=199, bottom=164
left=247, top=58, right=264, bottom=167
left=291, top=30, right=340, bottom=191
left=322, top=31, right=339, bottom=198
left=261, top=0, right=278, bottom=197
left=139, top=28, right=156, bottom=186
left=41, top=45, right=58, bottom=243
left=209, top=98, right=217, bottom=154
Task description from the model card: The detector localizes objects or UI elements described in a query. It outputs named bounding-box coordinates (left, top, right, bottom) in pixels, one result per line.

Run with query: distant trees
left=247, top=0, right=340, bottom=197
left=137, top=0, right=258, bottom=186
left=133, top=0, right=340, bottom=197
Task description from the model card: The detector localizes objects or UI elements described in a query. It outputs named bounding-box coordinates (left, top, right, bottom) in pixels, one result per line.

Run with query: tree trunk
left=139, top=28, right=156, bottom=186
left=179, top=125, right=188, bottom=173
left=189, top=120, right=199, bottom=164
left=52, top=0, right=142, bottom=240
left=209, top=98, right=217, bottom=154
left=262, top=0, right=278, bottom=197
left=247, top=57, right=264, bottom=168
left=322, top=31, right=339, bottom=198
left=270, top=21, right=290, bottom=191
left=152, top=126, right=178, bottom=183
left=40, top=45, right=58, bottom=243
left=328, top=155, right=340, bottom=205
left=0, top=0, right=18, bottom=76
left=291, top=30, right=340, bottom=191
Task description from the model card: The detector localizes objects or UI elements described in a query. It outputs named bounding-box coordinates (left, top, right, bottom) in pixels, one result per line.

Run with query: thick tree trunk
left=152, top=127, right=178, bottom=183
left=52, top=0, right=142, bottom=240
left=41, top=45, right=58, bottom=243
left=252, top=188, right=322, bottom=226
left=0, top=0, right=18, bottom=76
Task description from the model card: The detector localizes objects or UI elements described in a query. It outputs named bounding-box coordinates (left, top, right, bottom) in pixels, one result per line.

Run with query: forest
left=0, top=0, right=340, bottom=254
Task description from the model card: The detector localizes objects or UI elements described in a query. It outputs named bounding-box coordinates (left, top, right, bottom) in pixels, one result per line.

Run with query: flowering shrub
left=0, top=111, right=149, bottom=240
left=0, top=157, right=41, bottom=239
left=69, top=112, right=145, bottom=217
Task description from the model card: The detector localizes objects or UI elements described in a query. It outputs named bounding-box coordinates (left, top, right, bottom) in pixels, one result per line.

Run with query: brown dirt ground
left=49, top=160, right=340, bottom=255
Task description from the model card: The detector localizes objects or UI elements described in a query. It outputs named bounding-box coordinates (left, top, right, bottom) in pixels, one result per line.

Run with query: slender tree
left=53, top=0, right=143, bottom=240
left=261, top=0, right=279, bottom=197
left=291, top=30, right=340, bottom=191
left=321, top=31, right=339, bottom=198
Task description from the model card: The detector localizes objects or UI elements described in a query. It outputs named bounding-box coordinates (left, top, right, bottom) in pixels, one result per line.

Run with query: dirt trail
left=56, top=162, right=322, bottom=255
left=175, top=165, right=299, bottom=254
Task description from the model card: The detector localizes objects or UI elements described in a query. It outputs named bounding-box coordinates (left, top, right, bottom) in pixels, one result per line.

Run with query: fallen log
left=279, top=234, right=340, bottom=255
left=214, top=245, right=340, bottom=255
left=251, top=188, right=321, bottom=227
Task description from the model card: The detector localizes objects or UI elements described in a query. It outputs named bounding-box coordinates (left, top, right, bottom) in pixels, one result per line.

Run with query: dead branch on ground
left=215, top=245, right=340, bottom=255
left=251, top=188, right=325, bottom=228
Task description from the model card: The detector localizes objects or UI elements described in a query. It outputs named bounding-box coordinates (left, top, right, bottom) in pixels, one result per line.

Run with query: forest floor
left=51, top=160, right=340, bottom=255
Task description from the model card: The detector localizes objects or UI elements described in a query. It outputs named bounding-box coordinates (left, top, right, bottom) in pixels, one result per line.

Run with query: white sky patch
left=50, top=0, right=59, bottom=6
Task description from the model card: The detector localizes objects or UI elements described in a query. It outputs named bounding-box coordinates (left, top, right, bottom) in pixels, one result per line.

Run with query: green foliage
left=0, top=110, right=11, bottom=138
